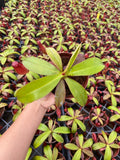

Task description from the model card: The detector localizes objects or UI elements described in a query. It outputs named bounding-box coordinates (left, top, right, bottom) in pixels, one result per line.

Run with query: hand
left=29, top=93, right=55, bottom=110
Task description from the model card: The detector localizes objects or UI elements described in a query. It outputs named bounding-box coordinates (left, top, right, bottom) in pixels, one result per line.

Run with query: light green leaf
left=102, top=130, right=108, bottom=143
left=108, top=131, right=117, bottom=144
left=55, top=79, right=66, bottom=107
left=33, top=131, right=51, bottom=148
left=0, top=103, right=7, bottom=108
left=110, top=115, right=120, bottom=122
left=68, top=57, right=105, bottom=76
left=23, top=57, right=60, bottom=75
left=5, top=72, right=17, bottom=80
left=25, top=147, right=32, bottom=160
left=32, top=156, right=47, bottom=160
left=108, top=106, right=120, bottom=114
left=104, top=145, right=111, bottom=160
left=58, top=115, right=72, bottom=121
left=44, top=145, right=52, bottom=160
left=110, top=144, right=120, bottom=149
left=38, top=123, right=49, bottom=131
left=68, top=108, right=74, bottom=117
left=65, top=77, right=88, bottom=106
left=54, top=127, right=70, bottom=134
left=75, top=119, right=86, bottom=132
left=83, top=138, right=93, bottom=148
left=78, top=134, right=83, bottom=147
left=71, top=121, right=77, bottom=133
left=111, top=95, right=117, bottom=107
left=72, top=149, right=81, bottom=160
left=92, top=142, right=106, bottom=150
left=64, top=44, right=81, bottom=73
left=21, top=46, right=28, bottom=54
left=53, top=147, right=58, bottom=160
left=15, top=74, right=62, bottom=103
left=52, top=133, right=64, bottom=143
left=12, top=110, right=21, bottom=121
left=64, top=143, right=79, bottom=150
left=46, top=47, right=63, bottom=71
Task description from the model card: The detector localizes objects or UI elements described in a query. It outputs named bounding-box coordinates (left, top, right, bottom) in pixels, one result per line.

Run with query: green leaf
left=64, top=143, right=79, bottom=150
left=110, top=115, right=120, bottom=122
left=44, top=145, right=52, bottom=160
left=55, top=79, right=66, bottom=107
left=12, top=110, right=21, bottom=121
left=72, top=149, right=81, bottom=160
left=111, top=95, right=117, bottom=107
left=5, top=72, right=17, bottom=80
left=58, top=115, right=72, bottom=121
left=68, top=107, right=74, bottom=117
left=108, top=106, right=120, bottom=114
left=23, top=57, right=60, bottom=75
left=71, top=121, right=77, bottom=133
left=25, top=147, right=32, bottom=160
left=0, top=103, right=7, bottom=108
left=38, top=123, right=49, bottom=131
left=78, top=134, right=83, bottom=147
left=104, top=145, right=111, bottom=160
left=54, top=126, right=70, bottom=134
left=64, top=44, right=81, bottom=73
left=109, top=144, right=120, bottom=149
left=21, top=46, right=28, bottom=54
left=52, top=133, right=64, bottom=143
left=75, top=119, right=86, bottom=132
left=33, top=131, right=51, bottom=148
left=65, top=77, right=88, bottom=106
left=102, top=130, right=108, bottom=143
left=32, top=156, right=47, bottom=160
left=82, top=149, right=94, bottom=157
left=46, top=47, right=63, bottom=71
left=15, top=74, right=62, bottom=103
left=53, top=147, right=58, bottom=160
left=83, top=138, right=93, bottom=148
left=92, top=142, right=106, bottom=150
left=108, top=131, right=117, bottom=144
left=68, top=57, right=105, bottom=76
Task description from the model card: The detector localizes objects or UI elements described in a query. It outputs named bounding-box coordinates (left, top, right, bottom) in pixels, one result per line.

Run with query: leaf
left=33, top=131, right=51, bottom=148
left=23, top=57, right=60, bottom=75
left=104, top=145, right=111, bottom=160
left=78, top=134, right=83, bottom=147
left=92, top=142, right=106, bottom=150
left=65, top=77, right=88, bottom=106
left=108, top=106, right=120, bottom=114
left=83, top=138, right=93, bottom=148
left=44, top=145, right=52, bottom=160
left=5, top=72, right=17, bottom=80
left=12, top=110, right=21, bottom=121
left=15, top=74, right=62, bottom=103
left=64, top=44, right=81, bottom=74
left=71, top=121, right=77, bottom=133
left=103, top=94, right=111, bottom=100
left=64, top=143, right=79, bottom=150
left=53, top=147, right=58, bottom=160
left=55, top=79, right=66, bottom=107
left=108, top=131, right=117, bottom=144
left=0, top=103, right=7, bottom=108
left=82, top=149, right=94, bottom=157
left=25, top=147, right=32, bottom=160
left=32, top=156, right=47, bottom=160
left=93, top=97, right=99, bottom=105
left=111, top=95, right=117, bottom=107
left=54, top=126, right=70, bottom=134
left=21, top=46, right=28, bottom=54
left=72, top=149, right=81, bottom=160
left=68, top=57, right=105, bottom=76
left=38, top=123, right=49, bottom=131
left=52, top=133, right=64, bottom=143
left=110, top=115, right=120, bottom=122
left=46, top=47, right=63, bottom=71
left=58, top=115, right=72, bottom=121
left=102, top=130, right=108, bottom=143
left=109, top=144, right=120, bottom=149
left=75, top=119, right=86, bottom=132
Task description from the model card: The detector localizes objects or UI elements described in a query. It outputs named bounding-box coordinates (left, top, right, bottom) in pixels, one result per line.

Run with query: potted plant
left=64, top=134, right=94, bottom=160
left=108, top=106, right=120, bottom=124
left=32, top=145, right=65, bottom=160
left=92, top=130, right=120, bottom=160
left=33, top=119, right=70, bottom=148
left=15, top=45, right=105, bottom=109
left=58, top=107, right=86, bottom=133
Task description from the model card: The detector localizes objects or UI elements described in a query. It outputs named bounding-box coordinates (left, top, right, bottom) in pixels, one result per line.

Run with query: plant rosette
left=15, top=45, right=105, bottom=110
left=89, top=107, right=109, bottom=128
left=58, top=107, right=86, bottom=133
left=92, top=130, right=120, bottom=160
left=33, top=119, right=70, bottom=149
left=108, top=106, right=120, bottom=125
left=32, top=145, right=65, bottom=160
left=64, top=134, right=94, bottom=160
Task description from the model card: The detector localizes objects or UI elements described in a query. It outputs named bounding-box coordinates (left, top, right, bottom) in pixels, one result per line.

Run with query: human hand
left=31, top=93, right=55, bottom=110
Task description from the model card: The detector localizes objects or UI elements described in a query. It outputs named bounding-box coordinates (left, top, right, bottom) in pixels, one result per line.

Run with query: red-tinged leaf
left=12, top=61, right=29, bottom=75
left=55, top=79, right=66, bottom=107
left=37, top=40, right=47, bottom=54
